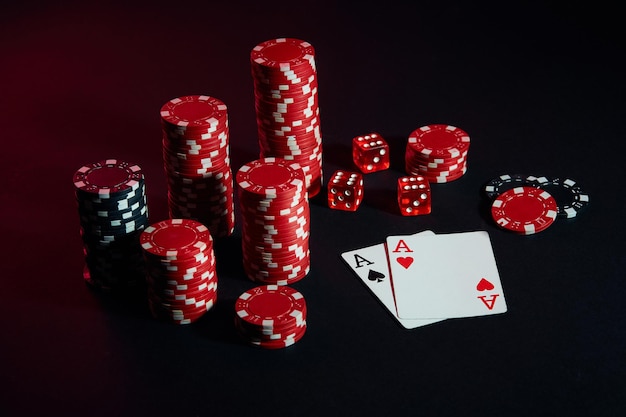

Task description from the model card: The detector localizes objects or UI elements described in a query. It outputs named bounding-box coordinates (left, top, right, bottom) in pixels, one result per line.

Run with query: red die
left=397, top=175, right=431, bottom=216
left=327, top=170, right=364, bottom=211
left=352, top=133, right=390, bottom=173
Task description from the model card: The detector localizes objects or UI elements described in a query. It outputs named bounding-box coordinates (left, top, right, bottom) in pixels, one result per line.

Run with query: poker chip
left=405, top=124, right=470, bottom=182
left=140, top=219, right=218, bottom=324
left=160, top=95, right=235, bottom=238
left=483, top=174, right=532, bottom=200
left=525, top=176, right=590, bottom=219
left=236, top=158, right=311, bottom=285
left=234, top=285, right=307, bottom=349
left=251, top=38, right=323, bottom=197
left=491, top=186, right=558, bottom=235
left=73, top=159, right=149, bottom=291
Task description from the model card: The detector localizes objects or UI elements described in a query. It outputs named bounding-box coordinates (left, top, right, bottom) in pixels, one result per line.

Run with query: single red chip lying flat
left=491, top=186, right=558, bottom=234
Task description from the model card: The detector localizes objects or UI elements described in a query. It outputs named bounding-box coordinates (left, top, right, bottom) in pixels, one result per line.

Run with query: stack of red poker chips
left=234, top=285, right=307, bottom=349
left=405, top=124, right=471, bottom=183
left=73, top=159, right=149, bottom=291
left=140, top=218, right=218, bottom=324
left=160, top=95, right=235, bottom=238
left=236, top=157, right=311, bottom=285
left=250, top=38, right=323, bottom=198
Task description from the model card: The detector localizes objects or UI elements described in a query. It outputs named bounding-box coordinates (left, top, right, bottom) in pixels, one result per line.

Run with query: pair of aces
left=341, top=230, right=507, bottom=329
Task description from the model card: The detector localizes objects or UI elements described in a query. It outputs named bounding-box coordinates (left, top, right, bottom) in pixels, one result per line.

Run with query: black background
left=2, top=1, right=625, bottom=416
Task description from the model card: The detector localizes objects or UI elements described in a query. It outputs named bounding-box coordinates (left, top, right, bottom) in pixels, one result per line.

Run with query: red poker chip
left=241, top=202, right=309, bottom=224
left=243, top=255, right=311, bottom=274
left=140, top=219, right=211, bottom=260
left=242, top=221, right=309, bottom=238
left=160, top=95, right=228, bottom=130
left=247, top=327, right=306, bottom=349
left=73, top=159, right=143, bottom=197
left=242, top=239, right=309, bottom=258
left=241, top=220, right=309, bottom=238
left=242, top=255, right=310, bottom=275
left=235, top=300, right=307, bottom=331
left=150, top=294, right=217, bottom=314
left=236, top=158, right=306, bottom=198
left=149, top=298, right=215, bottom=323
left=405, top=146, right=468, bottom=163
left=259, top=131, right=321, bottom=146
left=145, top=260, right=214, bottom=278
left=255, top=96, right=318, bottom=113
left=147, top=276, right=217, bottom=296
left=244, top=264, right=310, bottom=286
left=242, top=223, right=310, bottom=239
left=253, top=82, right=318, bottom=102
left=235, top=285, right=306, bottom=328
left=491, top=186, right=558, bottom=235
left=235, top=322, right=307, bottom=344
left=415, top=162, right=467, bottom=176
left=256, top=110, right=320, bottom=131
left=163, top=146, right=230, bottom=162
left=236, top=318, right=306, bottom=341
left=147, top=274, right=217, bottom=292
left=259, top=132, right=321, bottom=149
left=243, top=250, right=310, bottom=270
left=163, top=140, right=229, bottom=157
left=407, top=124, right=470, bottom=158
left=149, top=293, right=216, bottom=313
left=251, top=60, right=317, bottom=77
left=251, top=38, right=316, bottom=69
left=149, top=285, right=217, bottom=306
left=417, top=167, right=468, bottom=183
left=254, top=81, right=318, bottom=98
left=162, top=128, right=230, bottom=145
left=406, top=152, right=467, bottom=168
left=242, top=198, right=309, bottom=218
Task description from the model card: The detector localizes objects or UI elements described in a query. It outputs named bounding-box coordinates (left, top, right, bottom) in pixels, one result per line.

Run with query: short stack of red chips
left=234, top=285, right=307, bottom=349
left=140, top=219, right=218, bottom=324
left=405, top=124, right=470, bottom=183
left=160, top=95, right=235, bottom=238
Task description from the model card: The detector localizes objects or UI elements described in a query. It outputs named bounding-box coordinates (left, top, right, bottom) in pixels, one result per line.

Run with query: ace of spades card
left=341, top=230, right=445, bottom=329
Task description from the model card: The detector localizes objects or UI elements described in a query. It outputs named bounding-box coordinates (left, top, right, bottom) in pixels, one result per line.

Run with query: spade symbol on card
left=476, top=278, right=495, bottom=291
left=367, top=269, right=386, bottom=283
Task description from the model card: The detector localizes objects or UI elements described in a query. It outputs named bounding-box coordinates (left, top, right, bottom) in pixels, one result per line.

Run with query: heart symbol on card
left=396, top=257, right=414, bottom=269
left=476, top=278, right=495, bottom=291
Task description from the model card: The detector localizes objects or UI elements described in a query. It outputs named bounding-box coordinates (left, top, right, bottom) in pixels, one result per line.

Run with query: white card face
left=341, top=230, right=444, bottom=329
left=386, top=230, right=507, bottom=319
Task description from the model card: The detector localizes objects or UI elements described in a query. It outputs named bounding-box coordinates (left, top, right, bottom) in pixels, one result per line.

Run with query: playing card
left=386, top=230, right=507, bottom=319
left=341, top=230, right=445, bottom=329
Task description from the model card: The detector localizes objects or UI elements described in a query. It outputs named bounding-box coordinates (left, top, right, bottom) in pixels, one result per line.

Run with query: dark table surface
left=2, top=1, right=625, bottom=416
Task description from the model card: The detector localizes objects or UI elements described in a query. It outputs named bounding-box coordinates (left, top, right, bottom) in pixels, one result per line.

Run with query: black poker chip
left=483, top=174, right=531, bottom=200
left=73, top=159, right=149, bottom=291
left=525, top=175, right=590, bottom=219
